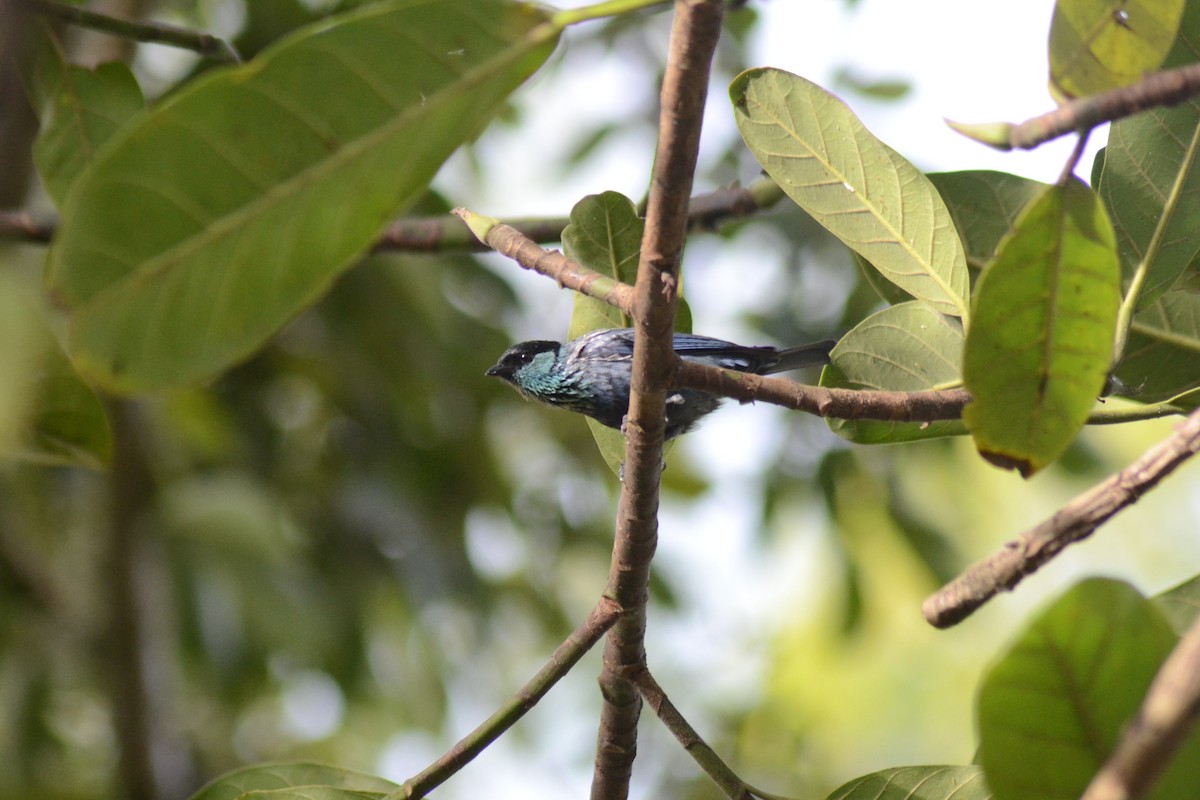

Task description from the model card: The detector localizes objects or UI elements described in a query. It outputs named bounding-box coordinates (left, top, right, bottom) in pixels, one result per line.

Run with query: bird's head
left=485, top=340, right=562, bottom=395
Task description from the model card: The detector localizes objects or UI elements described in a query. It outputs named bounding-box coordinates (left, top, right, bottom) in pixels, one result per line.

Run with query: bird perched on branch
left=486, top=328, right=835, bottom=439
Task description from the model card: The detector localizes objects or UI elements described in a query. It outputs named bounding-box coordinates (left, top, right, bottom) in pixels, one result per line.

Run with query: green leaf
left=823, top=301, right=965, bottom=443
left=24, top=23, right=145, bottom=206
left=561, top=191, right=694, bottom=475
left=978, top=578, right=1200, bottom=800
left=189, top=763, right=397, bottom=800
left=963, top=179, right=1120, bottom=477
left=827, top=766, right=990, bottom=800
left=928, top=171, right=1045, bottom=271
left=46, top=0, right=559, bottom=394
left=564, top=191, right=643, bottom=334
left=730, top=68, right=969, bottom=320
left=22, top=357, right=112, bottom=469
left=1153, top=574, right=1200, bottom=635
left=1049, top=0, right=1185, bottom=99
left=563, top=192, right=644, bottom=473
left=1098, top=0, right=1200, bottom=309
left=1117, top=289, right=1200, bottom=403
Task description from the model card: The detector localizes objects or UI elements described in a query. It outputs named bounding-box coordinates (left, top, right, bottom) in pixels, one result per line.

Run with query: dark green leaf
left=1098, top=0, right=1200, bottom=310
left=978, top=578, right=1200, bottom=800
left=928, top=171, right=1045, bottom=271
left=1117, top=289, right=1200, bottom=404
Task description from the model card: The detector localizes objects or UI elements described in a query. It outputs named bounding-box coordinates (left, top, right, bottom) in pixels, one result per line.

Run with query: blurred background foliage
left=2, top=2, right=1200, bottom=800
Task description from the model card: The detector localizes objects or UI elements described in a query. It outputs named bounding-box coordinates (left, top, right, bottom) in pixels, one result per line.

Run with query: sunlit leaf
left=824, top=301, right=965, bottom=443
left=1049, top=0, right=1185, bottom=99
left=46, top=0, right=559, bottom=393
left=189, top=763, right=396, bottom=800
left=963, top=179, right=1120, bottom=477
left=978, top=578, right=1200, bottom=800
left=730, top=67, right=969, bottom=319
left=1097, top=0, right=1200, bottom=310
left=1153, top=574, right=1200, bottom=635
left=929, top=171, right=1045, bottom=271
left=827, top=766, right=990, bottom=800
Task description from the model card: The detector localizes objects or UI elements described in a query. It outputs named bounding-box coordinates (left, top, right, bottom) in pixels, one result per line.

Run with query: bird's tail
left=767, top=339, right=836, bottom=374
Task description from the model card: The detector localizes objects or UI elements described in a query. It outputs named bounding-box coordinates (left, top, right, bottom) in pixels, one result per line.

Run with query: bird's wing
left=672, top=333, right=777, bottom=371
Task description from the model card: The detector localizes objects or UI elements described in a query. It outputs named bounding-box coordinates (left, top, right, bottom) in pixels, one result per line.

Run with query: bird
left=486, top=328, right=835, bottom=439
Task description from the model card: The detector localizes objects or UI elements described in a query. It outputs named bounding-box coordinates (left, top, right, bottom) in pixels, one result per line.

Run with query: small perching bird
left=486, top=328, right=835, bottom=439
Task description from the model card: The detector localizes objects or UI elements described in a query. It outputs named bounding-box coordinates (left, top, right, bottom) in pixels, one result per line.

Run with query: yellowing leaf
left=963, top=179, right=1120, bottom=477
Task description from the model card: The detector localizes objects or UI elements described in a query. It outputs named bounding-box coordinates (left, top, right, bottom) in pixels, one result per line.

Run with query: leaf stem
left=551, top=0, right=671, bottom=27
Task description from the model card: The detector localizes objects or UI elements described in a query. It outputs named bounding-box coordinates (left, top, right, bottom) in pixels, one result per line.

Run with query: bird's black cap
left=485, top=340, right=561, bottom=381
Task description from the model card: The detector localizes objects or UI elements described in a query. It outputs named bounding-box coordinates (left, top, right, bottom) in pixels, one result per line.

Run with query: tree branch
left=674, top=360, right=972, bottom=422
left=948, top=62, right=1200, bottom=152
left=455, top=211, right=637, bottom=317
left=634, top=667, right=787, bottom=800
left=34, top=0, right=241, bottom=62
left=590, top=2, right=724, bottom=799
left=395, top=597, right=621, bottom=800
left=1080, top=611, right=1200, bottom=800
left=5, top=179, right=785, bottom=251
left=923, top=406, right=1200, bottom=629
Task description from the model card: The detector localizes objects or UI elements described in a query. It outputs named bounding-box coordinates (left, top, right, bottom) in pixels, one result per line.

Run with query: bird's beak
left=485, top=363, right=512, bottom=380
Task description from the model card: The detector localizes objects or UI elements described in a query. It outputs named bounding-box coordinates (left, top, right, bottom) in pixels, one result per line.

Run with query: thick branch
left=591, top=2, right=725, bottom=799
left=396, top=597, right=620, bottom=800
left=1081, top=612, right=1200, bottom=800
left=951, top=62, right=1200, bottom=151
left=923, top=407, right=1200, bottom=628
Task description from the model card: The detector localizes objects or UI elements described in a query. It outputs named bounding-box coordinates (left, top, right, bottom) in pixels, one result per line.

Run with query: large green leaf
left=23, top=23, right=145, bottom=206
left=827, top=766, right=990, bottom=800
left=46, top=0, right=558, bottom=393
left=1116, top=289, right=1200, bottom=404
left=978, top=578, right=1200, bottom=800
left=190, top=763, right=396, bottom=800
left=1049, top=0, right=1185, bottom=99
left=963, top=179, right=1120, bottom=477
left=730, top=68, right=969, bottom=320
left=823, top=301, right=965, bottom=443
left=1097, top=0, right=1200, bottom=312
left=929, top=171, right=1045, bottom=271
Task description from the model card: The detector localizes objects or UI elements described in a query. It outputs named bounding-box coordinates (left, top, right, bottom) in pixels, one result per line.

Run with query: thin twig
left=1080, top=611, right=1200, bottom=800
left=923, top=406, right=1200, bottom=628
left=949, top=61, right=1200, bottom=152
left=0, top=210, right=54, bottom=243
left=464, top=217, right=637, bottom=318
left=394, top=597, right=621, bottom=800
left=590, top=2, right=725, bottom=799
left=633, top=668, right=775, bottom=800
left=35, top=0, right=241, bottom=62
